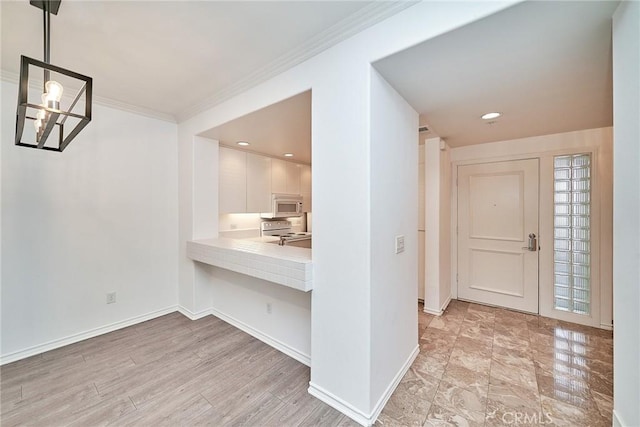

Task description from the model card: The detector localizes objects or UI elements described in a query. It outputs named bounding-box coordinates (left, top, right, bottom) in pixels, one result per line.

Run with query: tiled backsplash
left=219, top=229, right=260, bottom=239
left=218, top=213, right=308, bottom=234
left=219, top=213, right=262, bottom=232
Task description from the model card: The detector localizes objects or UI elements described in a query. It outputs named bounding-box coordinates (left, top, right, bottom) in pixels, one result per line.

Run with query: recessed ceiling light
left=236, top=141, right=250, bottom=146
left=283, top=153, right=294, bottom=157
left=481, top=112, right=502, bottom=120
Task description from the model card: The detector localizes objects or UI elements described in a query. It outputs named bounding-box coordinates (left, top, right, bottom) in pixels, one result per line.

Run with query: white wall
left=439, top=142, right=451, bottom=310
left=451, top=127, right=613, bottom=329
left=176, top=2, right=518, bottom=424
left=193, top=136, right=219, bottom=241
left=369, top=69, right=418, bottom=411
left=612, top=1, right=640, bottom=425
left=1, top=80, right=178, bottom=363
left=206, top=266, right=312, bottom=364
left=418, top=144, right=425, bottom=301
left=424, top=138, right=452, bottom=315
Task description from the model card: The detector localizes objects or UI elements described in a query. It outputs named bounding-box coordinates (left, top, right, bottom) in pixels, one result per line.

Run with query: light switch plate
left=395, top=235, right=405, bottom=254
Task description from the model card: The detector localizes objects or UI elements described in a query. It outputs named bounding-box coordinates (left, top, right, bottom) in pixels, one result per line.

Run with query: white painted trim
left=209, top=307, right=311, bottom=367
left=424, top=295, right=451, bottom=316
left=612, top=409, right=624, bottom=427
left=451, top=162, right=459, bottom=301
left=0, top=305, right=178, bottom=365
left=177, top=1, right=417, bottom=121
left=308, top=345, right=419, bottom=427
left=93, top=95, right=176, bottom=123
left=538, top=147, right=603, bottom=329
left=368, top=345, right=420, bottom=425
left=177, top=305, right=213, bottom=321
left=308, top=382, right=371, bottom=426
left=0, top=70, right=177, bottom=123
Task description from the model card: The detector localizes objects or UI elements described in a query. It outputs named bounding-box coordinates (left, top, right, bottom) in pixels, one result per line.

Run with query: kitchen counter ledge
left=186, top=237, right=312, bottom=292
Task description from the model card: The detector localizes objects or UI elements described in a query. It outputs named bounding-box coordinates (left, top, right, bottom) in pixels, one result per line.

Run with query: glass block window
left=554, top=154, right=591, bottom=315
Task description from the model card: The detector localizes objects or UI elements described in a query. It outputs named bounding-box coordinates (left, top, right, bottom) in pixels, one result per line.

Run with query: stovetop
left=261, top=220, right=311, bottom=240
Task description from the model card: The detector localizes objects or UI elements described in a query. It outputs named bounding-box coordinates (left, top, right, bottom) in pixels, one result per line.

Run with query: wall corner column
left=423, top=137, right=451, bottom=315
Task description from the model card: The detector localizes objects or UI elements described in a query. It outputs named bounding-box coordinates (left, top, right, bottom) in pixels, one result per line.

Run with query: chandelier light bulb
left=41, top=93, right=52, bottom=108
left=45, top=80, right=63, bottom=101
left=42, top=92, right=58, bottom=109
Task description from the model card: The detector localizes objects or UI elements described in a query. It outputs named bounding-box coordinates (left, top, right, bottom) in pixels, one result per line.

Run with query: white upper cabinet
left=246, top=153, right=272, bottom=213
left=286, top=162, right=301, bottom=195
left=272, top=158, right=301, bottom=195
left=300, top=164, right=312, bottom=212
left=219, top=147, right=311, bottom=214
left=271, top=159, right=288, bottom=194
left=219, top=147, right=247, bottom=213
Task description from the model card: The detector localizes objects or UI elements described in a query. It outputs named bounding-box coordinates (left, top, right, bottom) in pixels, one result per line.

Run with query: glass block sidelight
left=554, top=154, right=591, bottom=315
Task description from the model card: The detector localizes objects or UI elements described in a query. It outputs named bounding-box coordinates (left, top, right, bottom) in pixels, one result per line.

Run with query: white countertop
left=186, top=237, right=312, bottom=292
left=243, top=236, right=281, bottom=244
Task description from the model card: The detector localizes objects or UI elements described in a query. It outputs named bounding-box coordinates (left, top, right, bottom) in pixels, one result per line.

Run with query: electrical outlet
left=395, top=235, right=405, bottom=254
left=106, top=292, right=116, bottom=304
left=230, top=224, right=238, bottom=230
left=266, top=303, right=272, bottom=314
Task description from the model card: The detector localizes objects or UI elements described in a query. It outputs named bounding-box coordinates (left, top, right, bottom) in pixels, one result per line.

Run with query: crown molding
left=0, top=70, right=177, bottom=123
left=92, top=95, right=176, bottom=123
left=176, top=1, right=418, bottom=122
left=3, top=1, right=415, bottom=125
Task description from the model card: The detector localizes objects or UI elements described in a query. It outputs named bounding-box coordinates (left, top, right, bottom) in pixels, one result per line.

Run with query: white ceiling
left=201, top=90, right=311, bottom=164
left=1, top=1, right=411, bottom=122
left=374, top=1, right=617, bottom=147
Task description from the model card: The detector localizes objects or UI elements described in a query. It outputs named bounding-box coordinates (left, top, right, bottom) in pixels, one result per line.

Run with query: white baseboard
left=308, top=383, right=371, bottom=426
left=209, top=307, right=311, bottom=367
left=0, top=305, right=178, bottom=365
left=177, top=305, right=213, bottom=320
left=369, top=345, right=420, bottom=424
left=612, top=409, right=624, bottom=427
left=308, top=345, right=420, bottom=427
left=424, top=295, right=452, bottom=316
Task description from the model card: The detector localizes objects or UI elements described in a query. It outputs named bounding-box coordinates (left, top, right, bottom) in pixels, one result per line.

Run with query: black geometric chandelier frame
left=15, top=0, right=92, bottom=152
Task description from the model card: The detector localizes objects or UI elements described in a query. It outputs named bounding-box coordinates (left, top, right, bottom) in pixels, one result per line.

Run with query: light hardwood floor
left=1, top=302, right=613, bottom=426
left=0, top=312, right=356, bottom=426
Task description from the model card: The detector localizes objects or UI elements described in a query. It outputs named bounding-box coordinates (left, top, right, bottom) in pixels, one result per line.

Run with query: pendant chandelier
left=15, top=0, right=92, bottom=152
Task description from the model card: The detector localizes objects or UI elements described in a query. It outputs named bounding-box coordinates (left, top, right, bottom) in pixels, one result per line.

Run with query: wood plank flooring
left=0, top=312, right=356, bottom=426
left=1, top=302, right=614, bottom=426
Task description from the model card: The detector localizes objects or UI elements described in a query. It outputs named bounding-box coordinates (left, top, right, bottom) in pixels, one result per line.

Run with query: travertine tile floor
left=0, top=300, right=613, bottom=426
left=377, top=300, right=613, bottom=427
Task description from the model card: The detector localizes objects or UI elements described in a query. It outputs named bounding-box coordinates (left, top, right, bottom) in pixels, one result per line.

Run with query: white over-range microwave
left=261, top=194, right=303, bottom=218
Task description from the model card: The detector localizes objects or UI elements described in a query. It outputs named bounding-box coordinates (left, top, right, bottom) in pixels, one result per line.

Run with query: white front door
left=457, top=159, right=539, bottom=313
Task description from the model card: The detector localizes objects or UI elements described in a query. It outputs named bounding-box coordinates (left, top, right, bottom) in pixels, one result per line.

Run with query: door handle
left=522, top=233, right=537, bottom=251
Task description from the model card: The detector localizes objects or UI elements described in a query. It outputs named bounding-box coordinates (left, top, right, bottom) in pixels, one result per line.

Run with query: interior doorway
left=457, top=158, right=539, bottom=313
